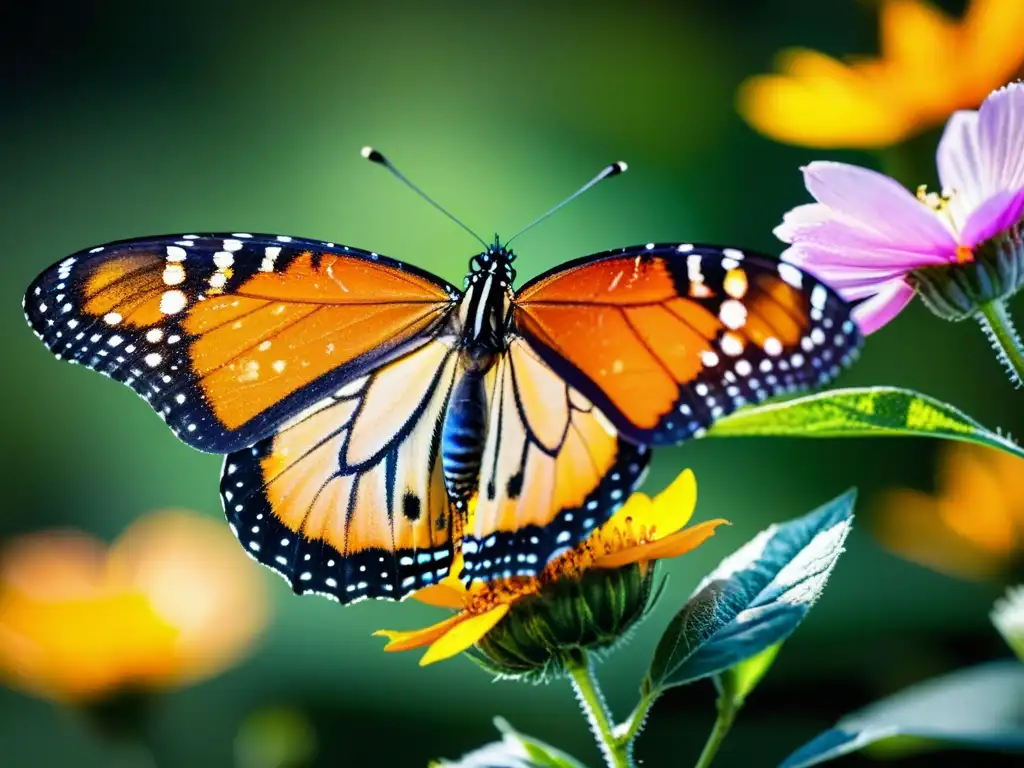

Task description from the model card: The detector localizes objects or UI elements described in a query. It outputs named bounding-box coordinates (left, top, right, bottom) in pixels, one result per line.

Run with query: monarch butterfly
left=23, top=150, right=862, bottom=604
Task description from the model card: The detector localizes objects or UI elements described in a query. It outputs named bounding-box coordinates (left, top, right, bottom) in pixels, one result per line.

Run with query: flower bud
left=911, top=221, right=1024, bottom=321
left=470, top=563, right=656, bottom=681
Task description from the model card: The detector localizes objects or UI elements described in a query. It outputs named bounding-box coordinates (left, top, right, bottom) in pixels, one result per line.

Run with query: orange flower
left=0, top=510, right=269, bottom=703
left=375, top=470, right=727, bottom=670
left=874, top=443, right=1024, bottom=581
left=737, top=0, right=1024, bottom=148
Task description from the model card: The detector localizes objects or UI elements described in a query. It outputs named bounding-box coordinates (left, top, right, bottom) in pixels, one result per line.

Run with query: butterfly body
left=25, top=231, right=863, bottom=604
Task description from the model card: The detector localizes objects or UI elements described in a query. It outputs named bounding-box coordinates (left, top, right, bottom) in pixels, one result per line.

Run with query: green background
left=2, top=1, right=1020, bottom=766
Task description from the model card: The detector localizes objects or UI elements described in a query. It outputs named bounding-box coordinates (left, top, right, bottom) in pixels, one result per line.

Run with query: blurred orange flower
left=375, top=470, right=727, bottom=668
left=0, top=510, right=269, bottom=703
left=737, top=0, right=1024, bottom=148
left=874, top=443, right=1024, bottom=581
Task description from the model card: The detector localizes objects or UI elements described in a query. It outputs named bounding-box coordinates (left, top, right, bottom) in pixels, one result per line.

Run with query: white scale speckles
left=276, top=235, right=292, bottom=242
left=720, top=333, right=744, bottom=357
left=108, top=335, right=123, bottom=347
left=695, top=382, right=709, bottom=397
left=38, top=302, right=48, bottom=313
left=719, top=299, right=747, bottom=330
left=811, top=328, right=825, bottom=345
left=645, top=243, right=655, bottom=250
left=778, top=262, right=803, bottom=288
left=701, top=350, right=720, bottom=367
left=223, top=239, right=244, bottom=252
left=723, top=247, right=744, bottom=261
left=160, top=289, right=187, bottom=315
left=735, top=359, right=752, bottom=377
left=791, top=353, right=805, bottom=367
left=166, top=245, right=187, bottom=261
left=258, top=340, right=272, bottom=351
left=163, top=263, right=186, bottom=285
left=213, top=250, right=234, bottom=269
left=232, top=233, right=253, bottom=238
left=104, top=312, right=122, bottom=325
left=144, top=353, right=162, bottom=367
left=167, top=334, right=181, bottom=344
left=676, top=243, right=694, bottom=252
left=801, top=337, right=814, bottom=352
left=721, top=257, right=739, bottom=271
left=759, top=359, right=773, bottom=373
left=810, top=284, right=828, bottom=310
left=763, top=336, right=783, bottom=356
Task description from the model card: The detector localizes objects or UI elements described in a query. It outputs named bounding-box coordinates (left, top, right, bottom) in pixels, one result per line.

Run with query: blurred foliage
left=3, top=0, right=1024, bottom=766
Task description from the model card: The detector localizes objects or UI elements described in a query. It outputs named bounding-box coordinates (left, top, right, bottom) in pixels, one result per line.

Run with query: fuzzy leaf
left=645, top=490, right=854, bottom=694
left=707, top=386, right=1024, bottom=460
left=778, top=661, right=1024, bottom=767
left=431, top=718, right=589, bottom=768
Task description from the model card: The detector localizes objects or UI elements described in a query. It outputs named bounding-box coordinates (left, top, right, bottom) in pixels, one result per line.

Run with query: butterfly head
left=467, top=235, right=517, bottom=288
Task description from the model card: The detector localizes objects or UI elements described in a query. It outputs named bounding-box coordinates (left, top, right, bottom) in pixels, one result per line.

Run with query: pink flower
left=775, top=82, right=1024, bottom=334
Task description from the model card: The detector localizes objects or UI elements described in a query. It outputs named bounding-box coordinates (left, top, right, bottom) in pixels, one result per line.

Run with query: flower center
left=916, top=184, right=959, bottom=230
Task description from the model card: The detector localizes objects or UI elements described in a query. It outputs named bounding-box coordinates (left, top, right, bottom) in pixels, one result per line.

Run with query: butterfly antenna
left=361, top=147, right=489, bottom=250
left=505, top=161, right=627, bottom=246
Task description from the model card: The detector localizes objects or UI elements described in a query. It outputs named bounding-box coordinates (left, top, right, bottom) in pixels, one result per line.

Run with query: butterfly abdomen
left=441, top=370, right=489, bottom=504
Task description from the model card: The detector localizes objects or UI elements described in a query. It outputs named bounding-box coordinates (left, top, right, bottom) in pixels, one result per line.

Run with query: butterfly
left=23, top=153, right=863, bottom=605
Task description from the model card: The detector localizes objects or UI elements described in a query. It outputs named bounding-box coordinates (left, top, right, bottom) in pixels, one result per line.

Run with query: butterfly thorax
left=442, top=242, right=516, bottom=505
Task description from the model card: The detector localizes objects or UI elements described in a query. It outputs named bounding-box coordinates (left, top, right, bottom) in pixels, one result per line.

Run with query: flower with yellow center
left=375, top=470, right=727, bottom=676
left=0, top=510, right=269, bottom=703
left=737, top=0, right=1024, bottom=148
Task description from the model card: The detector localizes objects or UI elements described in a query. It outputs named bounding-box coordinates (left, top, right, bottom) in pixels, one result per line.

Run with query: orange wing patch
left=514, top=245, right=862, bottom=446
left=461, top=338, right=649, bottom=583
left=223, top=339, right=461, bottom=603
left=25, top=235, right=457, bottom=453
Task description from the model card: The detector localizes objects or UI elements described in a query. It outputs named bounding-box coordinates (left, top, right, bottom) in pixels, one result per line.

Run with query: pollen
left=956, top=244, right=973, bottom=263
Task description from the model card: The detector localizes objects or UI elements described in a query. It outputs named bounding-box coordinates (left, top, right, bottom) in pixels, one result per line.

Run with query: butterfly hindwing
left=24, top=234, right=458, bottom=453
left=223, top=338, right=462, bottom=603
left=462, top=337, right=650, bottom=582
left=514, top=243, right=863, bottom=446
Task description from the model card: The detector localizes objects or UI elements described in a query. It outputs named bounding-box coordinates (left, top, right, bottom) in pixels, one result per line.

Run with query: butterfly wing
left=462, top=337, right=650, bottom=581
left=223, top=337, right=462, bottom=603
left=24, top=234, right=458, bottom=453
left=513, top=243, right=862, bottom=446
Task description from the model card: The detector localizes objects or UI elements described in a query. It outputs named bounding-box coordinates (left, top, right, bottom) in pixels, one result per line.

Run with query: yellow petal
left=419, top=604, right=510, bottom=666
left=373, top=612, right=468, bottom=653
left=879, top=0, right=957, bottom=66
left=963, top=0, right=1024, bottom=88
left=594, top=519, right=728, bottom=569
left=650, top=469, right=698, bottom=532
left=411, top=582, right=467, bottom=610
left=874, top=489, right=1007, bottom=581
left=736, top=49, right=914, bottom=148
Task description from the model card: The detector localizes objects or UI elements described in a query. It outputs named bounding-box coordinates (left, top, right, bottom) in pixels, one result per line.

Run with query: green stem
left=693, top=697, right=740, bottom=768
left=566, top=653, right=630, bottom=768
left=978, top=300, right=1024, bottom=388
left=613, top=688, right=659, bottom=762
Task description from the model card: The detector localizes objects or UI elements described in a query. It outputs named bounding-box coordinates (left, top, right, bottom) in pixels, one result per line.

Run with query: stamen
left=956, top=244, right=973, bottom=263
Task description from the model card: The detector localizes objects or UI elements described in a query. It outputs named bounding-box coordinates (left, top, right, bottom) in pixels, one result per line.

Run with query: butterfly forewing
left=514, top=243, right=862, bottom=446
left=24, top=234, right=459, bottom=453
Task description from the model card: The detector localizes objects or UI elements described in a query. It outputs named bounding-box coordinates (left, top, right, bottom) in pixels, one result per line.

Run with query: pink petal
left=937, top=110, right=986, bottom=227
left=977, top=83, right=1024, bottom=197
left=960, top=188, right=1024, bottom=247
left=802, top=162, right=958, bottom=252
left=851, top=279, right=915, bottom=335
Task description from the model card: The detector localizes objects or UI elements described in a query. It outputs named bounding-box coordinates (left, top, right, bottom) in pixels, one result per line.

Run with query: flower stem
left=615, top=689, right=658, bottom=757
left=566, top=653, right=630, bottom=768
left=693, top=696, right=740, bottom=768
left=977, top=300, right=1024, bottom=388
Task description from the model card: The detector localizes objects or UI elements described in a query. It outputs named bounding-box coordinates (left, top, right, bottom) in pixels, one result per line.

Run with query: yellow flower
left=874, top=443, right=1024, bottom=581
left=737, top=0, right=1024, bottom=148
left=375, top=470, right=727, bottom=673
left=0, top=510, right=269, bottom=703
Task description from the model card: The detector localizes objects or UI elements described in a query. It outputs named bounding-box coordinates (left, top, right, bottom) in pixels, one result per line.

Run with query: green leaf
left=716, top=643, right=781, bottom=707
left=644, top=490, right=854, bottom=695
left=778, top=661, right=1024, bottom=767
left=431, top=718, right=590, bottom=768
left=707, top=386, right=1024, bottom=460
